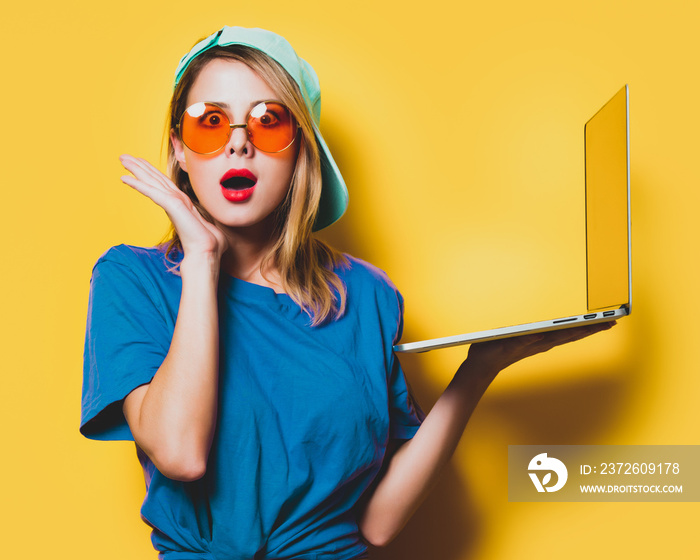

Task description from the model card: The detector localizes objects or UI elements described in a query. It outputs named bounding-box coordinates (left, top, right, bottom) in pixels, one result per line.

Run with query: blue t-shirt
left=81, top=245, right=423, bottom=560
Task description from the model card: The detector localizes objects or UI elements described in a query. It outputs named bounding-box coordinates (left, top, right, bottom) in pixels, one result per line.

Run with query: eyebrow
left=207, top=99, right=280, bottom=110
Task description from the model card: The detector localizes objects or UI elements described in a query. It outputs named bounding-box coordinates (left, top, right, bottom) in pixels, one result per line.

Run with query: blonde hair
left=165, top=45, right=347, bottom=325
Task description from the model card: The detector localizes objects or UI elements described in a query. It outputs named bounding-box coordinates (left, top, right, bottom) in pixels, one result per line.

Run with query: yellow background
left=2, top=0, right=697, bottom=558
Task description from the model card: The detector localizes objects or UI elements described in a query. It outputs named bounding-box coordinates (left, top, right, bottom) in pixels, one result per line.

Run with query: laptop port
left=603, top=310, right=616, bottom=317
left=584, top=314, right=597, bottom=319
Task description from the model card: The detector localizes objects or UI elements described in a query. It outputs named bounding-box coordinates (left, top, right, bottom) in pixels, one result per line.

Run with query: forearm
left=124, top=253, right=221, bottom=481
left=358, top=357, right=497, bottom=546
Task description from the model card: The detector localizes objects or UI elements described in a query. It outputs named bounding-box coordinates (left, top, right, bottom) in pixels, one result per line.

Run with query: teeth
left=222, top=176, right=255, bottom=190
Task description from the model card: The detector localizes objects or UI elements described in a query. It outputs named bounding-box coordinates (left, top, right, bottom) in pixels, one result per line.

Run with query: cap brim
left=313, top=127, right=348, bottom=231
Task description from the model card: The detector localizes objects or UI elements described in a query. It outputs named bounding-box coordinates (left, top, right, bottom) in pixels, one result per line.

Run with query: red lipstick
left=220, top=169, right=257, bottom=202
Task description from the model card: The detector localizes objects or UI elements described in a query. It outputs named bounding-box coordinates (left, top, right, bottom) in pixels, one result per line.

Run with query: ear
left=170, top=129, right=188, bottom=173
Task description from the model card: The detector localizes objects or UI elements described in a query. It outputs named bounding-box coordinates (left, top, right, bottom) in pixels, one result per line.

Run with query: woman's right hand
left=119, top=154, right=227, bottom=262
left=119, top=155, right=224, bottom=481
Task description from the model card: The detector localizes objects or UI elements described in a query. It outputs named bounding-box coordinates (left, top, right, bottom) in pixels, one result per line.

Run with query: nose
left=226, top=124, right=250, bottom=156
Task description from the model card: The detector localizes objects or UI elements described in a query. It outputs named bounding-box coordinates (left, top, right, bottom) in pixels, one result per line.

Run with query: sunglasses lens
left=247, top=102, right=297, bottom=152
left=180, top=102, right=231, bottom=154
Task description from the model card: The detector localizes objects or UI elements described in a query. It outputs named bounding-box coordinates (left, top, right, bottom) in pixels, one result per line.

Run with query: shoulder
left=93, top=244, right=180, bottom=282
left=90, top=244, right=183, bottom=304
left=338, top=254, right=398, bottom=287
left=95, top=243, right=177, bottom=271
left=337, top=254, right=404, bottom=309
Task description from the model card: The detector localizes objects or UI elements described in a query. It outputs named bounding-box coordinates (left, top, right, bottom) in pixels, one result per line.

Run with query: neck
left=218, top=219, right=283, bottom=292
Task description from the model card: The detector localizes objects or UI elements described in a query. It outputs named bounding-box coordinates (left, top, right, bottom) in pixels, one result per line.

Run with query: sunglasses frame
left=176, top=100, right=300, bottom=155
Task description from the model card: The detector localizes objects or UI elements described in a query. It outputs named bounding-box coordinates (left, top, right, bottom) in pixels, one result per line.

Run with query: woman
left=81, top=26, right=611, bottom=560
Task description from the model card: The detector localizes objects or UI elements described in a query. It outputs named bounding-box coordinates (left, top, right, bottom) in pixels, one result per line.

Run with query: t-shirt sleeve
left=387, top=352, right=425, bottom=440
left=385, top=282, right=425, bottom=440
left=80, top=251, right=174, bottom=441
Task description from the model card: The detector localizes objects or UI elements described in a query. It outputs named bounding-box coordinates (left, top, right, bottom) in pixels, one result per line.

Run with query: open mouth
left=221, top=175, right=256, bottom=190
left=220, top=169, right=257, bottom=202
left=220, top=168, right=258, bottom=190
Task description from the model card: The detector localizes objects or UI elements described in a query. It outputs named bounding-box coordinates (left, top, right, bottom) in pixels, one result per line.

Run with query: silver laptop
left=394, top=85, right=631, bottom=353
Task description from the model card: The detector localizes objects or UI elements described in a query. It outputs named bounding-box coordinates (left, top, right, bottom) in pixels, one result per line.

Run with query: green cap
left=174, top=26, right=348, bottom=231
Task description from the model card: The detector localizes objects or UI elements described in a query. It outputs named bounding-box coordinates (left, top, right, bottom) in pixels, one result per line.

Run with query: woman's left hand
left=465, top=320, right=616, bottom=381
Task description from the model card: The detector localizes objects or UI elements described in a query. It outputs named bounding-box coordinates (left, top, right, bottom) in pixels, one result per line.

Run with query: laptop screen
left=584, top=85, right=631, bottom=311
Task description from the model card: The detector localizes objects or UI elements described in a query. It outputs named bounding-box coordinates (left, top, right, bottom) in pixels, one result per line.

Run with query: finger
left=120, top=173, right=180, bottom=210
left=119, top=155, right=176, bottom=193
left=119, top=156, right=196, bottom=213
left=120, top=158, right=170, bottom=188
left=555, top=321, right=615, bottom=343
left=525, top=321, right=616, bottom=353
